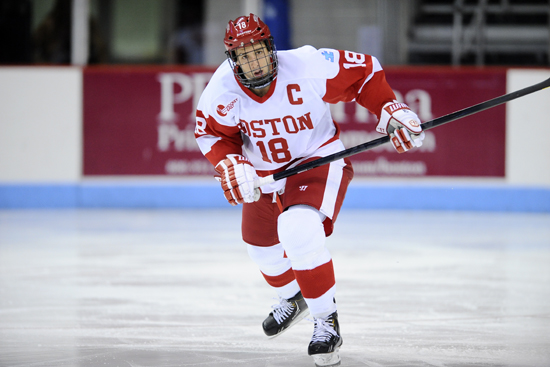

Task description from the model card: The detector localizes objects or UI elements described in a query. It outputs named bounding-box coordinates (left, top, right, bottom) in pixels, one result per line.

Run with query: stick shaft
left=254, top=77, right=550, bottom=186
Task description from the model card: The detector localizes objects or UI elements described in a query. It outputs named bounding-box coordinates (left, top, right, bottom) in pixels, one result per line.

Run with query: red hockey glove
left=215, top=154, right=261, bottom=206
left=376, top=101, right=425, bottom=153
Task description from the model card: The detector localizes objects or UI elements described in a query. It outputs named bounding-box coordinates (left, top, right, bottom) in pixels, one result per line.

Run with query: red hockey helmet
left=224, top=14, right=278, bottom=89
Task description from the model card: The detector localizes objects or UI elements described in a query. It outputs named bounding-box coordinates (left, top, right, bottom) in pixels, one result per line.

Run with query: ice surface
left=0, top=208, right=549, bottom=367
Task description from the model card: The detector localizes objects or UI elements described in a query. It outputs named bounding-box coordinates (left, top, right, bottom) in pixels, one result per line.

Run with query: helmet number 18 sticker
left=343, top=51, right=366, bottom=69
left=235, top=21, right=247, bottom=31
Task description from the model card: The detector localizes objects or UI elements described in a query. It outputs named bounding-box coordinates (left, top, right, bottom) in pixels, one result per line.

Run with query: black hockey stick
left=255, top=77, right=550, bottom=188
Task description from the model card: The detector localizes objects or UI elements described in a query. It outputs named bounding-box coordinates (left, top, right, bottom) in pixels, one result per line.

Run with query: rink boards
left=0, top=67, right=549, bottom=210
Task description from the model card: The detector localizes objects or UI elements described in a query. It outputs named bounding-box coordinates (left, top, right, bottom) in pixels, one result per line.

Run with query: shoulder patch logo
left=216, top=98, right=238, bottom=117
left=322, top=50, right=334, bottom=62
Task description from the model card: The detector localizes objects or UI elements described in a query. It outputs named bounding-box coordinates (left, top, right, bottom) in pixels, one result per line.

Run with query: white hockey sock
left=278, top=205, right=337, bottom=317
left=247, top=243, right=300, bottom=299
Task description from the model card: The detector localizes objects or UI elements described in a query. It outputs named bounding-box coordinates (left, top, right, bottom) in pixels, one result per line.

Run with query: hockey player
left=195, top=14, right=425, bottom=367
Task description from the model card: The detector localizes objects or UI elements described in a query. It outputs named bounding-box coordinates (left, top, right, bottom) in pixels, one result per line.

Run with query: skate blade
left=312, top=348, right=341, bottom=367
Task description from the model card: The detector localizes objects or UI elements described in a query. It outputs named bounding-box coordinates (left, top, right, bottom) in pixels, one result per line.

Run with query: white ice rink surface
left=1, top=208, right=549, bottom=367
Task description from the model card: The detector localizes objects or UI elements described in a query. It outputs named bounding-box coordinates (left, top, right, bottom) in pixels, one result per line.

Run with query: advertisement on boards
left=83, top=67, right=506, bottom=177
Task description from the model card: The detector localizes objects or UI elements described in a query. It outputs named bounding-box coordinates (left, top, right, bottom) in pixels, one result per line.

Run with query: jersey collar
left=237, top=77, right=277, bottom=103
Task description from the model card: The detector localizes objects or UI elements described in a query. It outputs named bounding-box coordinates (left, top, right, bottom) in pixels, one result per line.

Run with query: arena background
left=1, top=0, right=549, bottom=211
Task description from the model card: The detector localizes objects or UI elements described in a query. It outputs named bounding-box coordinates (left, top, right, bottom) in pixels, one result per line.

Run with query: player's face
left=235, top=42, right=272, bottom=83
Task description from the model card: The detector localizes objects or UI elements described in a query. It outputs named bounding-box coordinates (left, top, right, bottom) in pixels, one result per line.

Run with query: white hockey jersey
left=195, top=45, right=396, bottom=193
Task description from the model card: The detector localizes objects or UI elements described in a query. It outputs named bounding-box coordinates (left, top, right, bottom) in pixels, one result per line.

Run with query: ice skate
left=262, top=291, right=309, bottom=338
left=308, top=312, right=343, bottom=367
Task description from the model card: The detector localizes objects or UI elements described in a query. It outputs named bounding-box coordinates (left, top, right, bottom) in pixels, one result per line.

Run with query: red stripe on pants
left=261, top=268, right=296, bottom=288
left=293, top=260, right=335, bottom=299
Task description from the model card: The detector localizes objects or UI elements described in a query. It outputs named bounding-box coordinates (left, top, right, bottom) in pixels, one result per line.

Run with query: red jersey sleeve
left=322, top=50, right=396, bottom=120
left=195, top=109, right=243, bottom=166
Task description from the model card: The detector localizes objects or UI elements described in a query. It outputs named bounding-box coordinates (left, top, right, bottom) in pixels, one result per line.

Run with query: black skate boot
left=262, top=291, right=309, bottom=338
left=308, top=312, right=343, bottom=367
